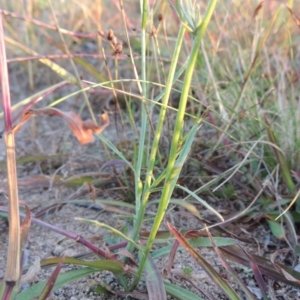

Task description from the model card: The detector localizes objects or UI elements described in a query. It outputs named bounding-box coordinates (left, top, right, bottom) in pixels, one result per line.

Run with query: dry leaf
left=85, top=182, right=97, bottom=202
left=253, top=2, right=264, bottom=19
left=12, top=112, right=34, bottom=133
left=249, top=1, right=265, bottom=25
left=13, top=107, right=109, bottom=145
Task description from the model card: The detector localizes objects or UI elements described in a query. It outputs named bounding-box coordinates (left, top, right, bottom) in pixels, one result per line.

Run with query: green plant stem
left=130, top=0, right=218, bottom=290
left=127, top=24, right=186, bottom=254
left=146, top=24, right=186, bottom=191
left=134, top=0, right=148, bottom=221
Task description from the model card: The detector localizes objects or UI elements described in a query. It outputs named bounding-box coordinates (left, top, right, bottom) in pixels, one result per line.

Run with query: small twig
left=0, top=206, right=126, bottom=259
left=0, top=8, right=98, bottom=39
left=0, top=12, right=21, bottom=284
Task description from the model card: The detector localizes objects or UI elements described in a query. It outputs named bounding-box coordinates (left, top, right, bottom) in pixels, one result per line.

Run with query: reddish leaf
left=220, top=245, right=300, bottom=287
left=12, top=111, right=33, bottom=133
left=167, top=222, right=239, bottom=299
left=166, top=239, right=180, bottom=274
left=206, top=227, right=257, bottom=300
left=236, top=246, right=268, bottom=298
left=39, top=256, right=65, bottom=300
left=166, top=229, right=207, bottom=274
left=85, top=182, right=97, bottom=202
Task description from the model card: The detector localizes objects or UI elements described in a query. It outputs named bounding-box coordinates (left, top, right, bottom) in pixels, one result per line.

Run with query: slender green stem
left=127, top=25, right=187, bottom=254
left=130, top=0, right=218, bottom=290
left=134, top=0, right=148, bottom=219
left=146, top=25, right=186, bottom=192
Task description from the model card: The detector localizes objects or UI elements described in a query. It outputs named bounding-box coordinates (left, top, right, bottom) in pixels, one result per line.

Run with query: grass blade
left=152, top=237, right=236, bottom=259
left=164, top=281, right=205, bottom=300
left=38, top=257, right=65, bottom=300
left=167, top=222, right=240, bottom=300
left=143, top=254, right=167, bottom=300
left=220, top=245, right=300, bottom=287
left=75, top=218, right=143, bottom=252
left=16, top=267, right=98, bottom=300
left=206, top=227, right=257, bottom=300
left=40, top=257, right=126, bottom=274
left=264, top=114, right=295, bottom=193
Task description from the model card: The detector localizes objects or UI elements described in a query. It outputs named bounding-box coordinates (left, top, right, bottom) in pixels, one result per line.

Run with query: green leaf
left=152, top=237, right=236, bottom=259
left=40, top=257, right=125, bottom=274
left=0, top=282, right=6, bottom=299
left=91, top=284, right=111, bottom=295
left=267, top=220, right=285, bottom=239
left=264, top=115, right=295, bottom=193
left=16, top=267, right=98, bottom=300
left=164, top=281, right=205, bottom=300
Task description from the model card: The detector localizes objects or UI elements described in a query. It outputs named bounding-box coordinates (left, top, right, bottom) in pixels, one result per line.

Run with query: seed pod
left=114, top=42, right=123, bottom=55
left=107, top=29, right=114, bottom=41
left=111, top=36, right=118, bottom=46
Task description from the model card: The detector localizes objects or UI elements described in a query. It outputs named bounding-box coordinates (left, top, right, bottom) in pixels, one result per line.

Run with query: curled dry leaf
left=13, top=107, right=109, bottom=145
left=85, top=182, right=97, bottom=202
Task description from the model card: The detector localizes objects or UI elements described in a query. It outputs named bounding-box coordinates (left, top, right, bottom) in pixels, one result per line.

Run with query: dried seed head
left=111, top=36, right=118, bottom=46
left=114, top=42, right=123, bottom=55
left=107, top=29, right=114, bottom=41
left=158, top=13, right=163, bottom=22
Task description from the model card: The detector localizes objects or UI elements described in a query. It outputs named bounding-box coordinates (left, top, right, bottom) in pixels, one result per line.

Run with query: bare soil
left=1, top=111, right=300, bottom=299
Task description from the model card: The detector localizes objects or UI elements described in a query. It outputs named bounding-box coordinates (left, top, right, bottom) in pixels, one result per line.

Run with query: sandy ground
left=1, top=112, right=300, bottom=299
